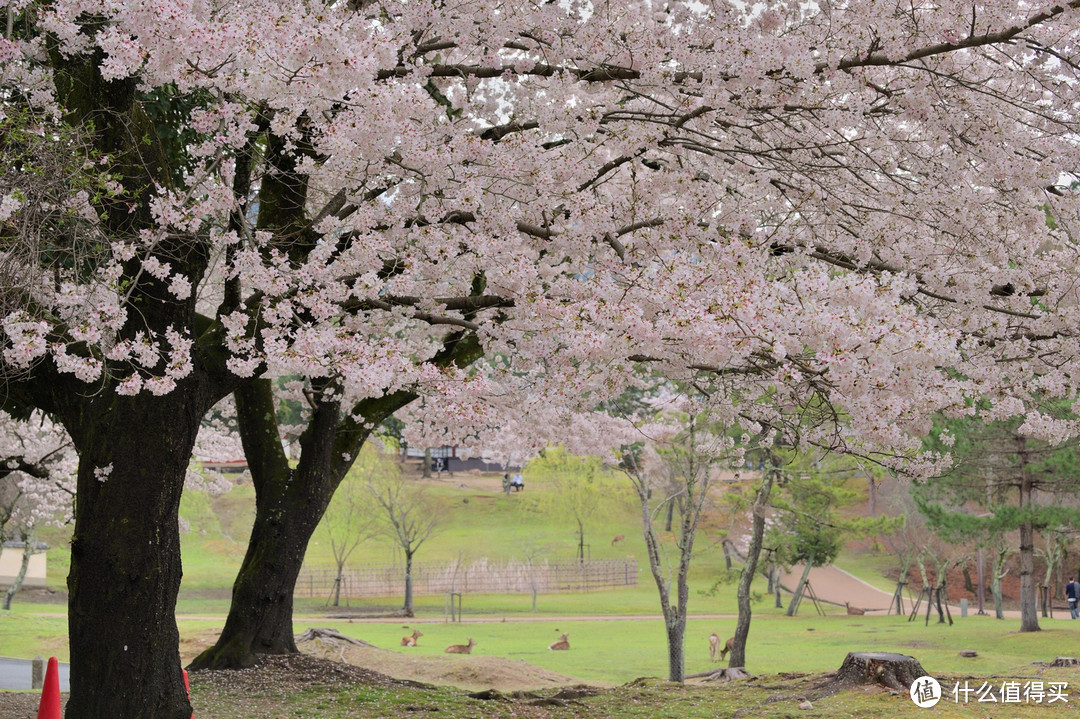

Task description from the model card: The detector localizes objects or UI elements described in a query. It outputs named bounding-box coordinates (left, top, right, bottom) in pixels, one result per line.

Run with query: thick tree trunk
left=731, top=471, right=771, bottom=668
left=190, top=382, right=350, bottom=669
left=64, top=392, right=207, bottom=719
left=190, top=338, right=478, bottom=670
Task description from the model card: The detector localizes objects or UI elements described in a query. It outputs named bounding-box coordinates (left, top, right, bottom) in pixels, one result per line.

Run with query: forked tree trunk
left=190, top=383, right=349, bottom=669
left=190, top=377, right=424, bottom=670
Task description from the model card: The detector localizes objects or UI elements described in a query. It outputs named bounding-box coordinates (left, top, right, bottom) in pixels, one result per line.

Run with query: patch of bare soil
left=178, top=625, right=583, bottom=693
left=298, top=634, right=583, bottom=691
left=0, top=691, right=64, bottom=719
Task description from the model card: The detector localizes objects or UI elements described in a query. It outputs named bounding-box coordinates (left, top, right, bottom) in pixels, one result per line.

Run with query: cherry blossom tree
left=617, top=392, right=741, bottom=682
left=0, top=410, right=75, bottom=609
left=2, top=0, right=1080, bottom=715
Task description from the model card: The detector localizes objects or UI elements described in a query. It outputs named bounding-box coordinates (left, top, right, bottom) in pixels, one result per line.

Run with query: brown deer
left=445, top=638, right=475, bottom=654
left=401, top=629, right=423, bottom=646
left=548, top=633, right=570, bottom=650
left=845, top=602, right=866, bottom=616
left=611, top=534, right=626, bottom=546
left=709, top=633, right=735, bottom=662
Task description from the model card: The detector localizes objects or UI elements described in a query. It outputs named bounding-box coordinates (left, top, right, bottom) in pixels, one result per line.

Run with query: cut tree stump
left=832, top=652, right=929, bottom=691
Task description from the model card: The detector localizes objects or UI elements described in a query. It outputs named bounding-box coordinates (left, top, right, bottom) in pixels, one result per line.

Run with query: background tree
left=770, top=460, right=899, bottom=617
left=916, top=411, right=1080, bottom=631
left=4, top=1, right=1080, bottom=714
left=0, top=411, right=75, bottom=610
left=618, top=395, right=737, bottom=683
left=369, top=467, right=444, bottom=617
left=319, top=446, right=387, bottom=607
left=526, top=449, right=621, bottom=561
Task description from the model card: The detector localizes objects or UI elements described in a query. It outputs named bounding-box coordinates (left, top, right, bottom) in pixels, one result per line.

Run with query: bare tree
left=320, top=451, right=384, bottom=607
left=369, top=473, right=444, bottom=617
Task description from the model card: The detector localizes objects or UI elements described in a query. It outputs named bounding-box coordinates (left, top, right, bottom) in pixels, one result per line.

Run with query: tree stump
left=833, top=652, right=929, bottom=691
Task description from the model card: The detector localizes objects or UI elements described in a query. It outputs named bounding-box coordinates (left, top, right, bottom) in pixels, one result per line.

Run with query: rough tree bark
left=190, top=335, right=479, bottom=670
left=58, top=383, right=224, bottom=719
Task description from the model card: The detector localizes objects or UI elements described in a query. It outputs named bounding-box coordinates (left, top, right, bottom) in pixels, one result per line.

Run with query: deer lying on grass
left=845, top=603, right=866, bottom=616
left=445, top=638, right=475, bottom=654
left=548, top=633, right=570, bottom=650
left=401, top=629, right=423, bottom=646
left=709, top=633, right=734, bottom=662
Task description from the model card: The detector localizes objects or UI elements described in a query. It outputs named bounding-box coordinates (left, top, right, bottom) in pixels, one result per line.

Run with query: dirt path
left=778, top=564, right=898, bottom=614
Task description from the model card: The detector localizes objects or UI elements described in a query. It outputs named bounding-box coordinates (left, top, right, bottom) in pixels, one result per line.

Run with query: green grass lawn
left=8, top=458, right=1079, bottom=718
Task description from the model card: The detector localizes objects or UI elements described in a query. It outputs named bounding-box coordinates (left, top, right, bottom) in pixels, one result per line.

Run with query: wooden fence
left=296, top=558, right=637, bottom=600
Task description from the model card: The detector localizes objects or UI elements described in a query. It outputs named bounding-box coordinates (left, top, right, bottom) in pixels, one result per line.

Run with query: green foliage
left=768, top=456, right=900, bottom=567
left=914, top=413, right=1080, bottom=543
left=523, top=447, right=629, bottom=556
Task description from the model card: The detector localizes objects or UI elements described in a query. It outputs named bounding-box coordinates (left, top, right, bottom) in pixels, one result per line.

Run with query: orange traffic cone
left=35, top=656, right=61, bottom=719
left=183, top=668, right=193, bottom=718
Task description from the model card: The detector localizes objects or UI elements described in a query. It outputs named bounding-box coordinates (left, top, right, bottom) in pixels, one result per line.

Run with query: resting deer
left=611, top=534, right=625, bottom=546
left=845, top=602, right=866, bottom=616
left=445, top=638, right=475, bottom=654
left=548, top=633, right=570, bottom=650
left=401, top=629, right=423, bottom=646
left=709, top=633, right=734, bottom=662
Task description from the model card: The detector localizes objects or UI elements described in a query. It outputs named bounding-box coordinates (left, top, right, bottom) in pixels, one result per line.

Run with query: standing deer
left=709, top=633, right=734, bottom=662
left=401, top=629, right=423, bottom=646
left=548, top=633, right=570, bottom=650
left=445, top=638, right=475, bottom=654
left=611, top=534, right=625, bottom=546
